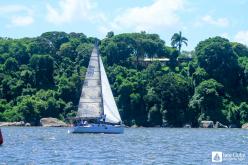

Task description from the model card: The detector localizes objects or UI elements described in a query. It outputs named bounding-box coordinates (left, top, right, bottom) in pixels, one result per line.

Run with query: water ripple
left=0, top=127, right=247, bottom=164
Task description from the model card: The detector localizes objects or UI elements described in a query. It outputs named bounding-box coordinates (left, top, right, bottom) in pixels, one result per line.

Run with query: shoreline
left=0, top=126, right=247, bottom=130
left=1, top=120, right=247, bottom=129
left=1, top=125, right=247, bottom=129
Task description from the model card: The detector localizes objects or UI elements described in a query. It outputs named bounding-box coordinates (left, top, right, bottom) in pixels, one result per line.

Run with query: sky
left=0, top=0, right=248, bottom=50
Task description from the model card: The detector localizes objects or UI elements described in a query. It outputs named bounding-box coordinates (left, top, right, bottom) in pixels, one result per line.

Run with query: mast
left=95, top=43, right=104, bottom=118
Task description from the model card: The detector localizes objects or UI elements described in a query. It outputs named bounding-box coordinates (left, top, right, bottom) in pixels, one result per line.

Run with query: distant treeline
left=0, top=31, right=248, bottom=127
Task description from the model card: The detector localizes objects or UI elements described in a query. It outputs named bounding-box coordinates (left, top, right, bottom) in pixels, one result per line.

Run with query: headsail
left=100, top=57, right=122, bottom=123
left=77, top=47, right=102, bottom=118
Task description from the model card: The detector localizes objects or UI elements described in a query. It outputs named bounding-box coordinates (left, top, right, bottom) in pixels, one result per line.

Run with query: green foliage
left=28, top=37, right=56, bottom=55
left=30, top=54, right=54, bottom=88
left=195, top=37, right=240, bottom=90
left=154, top=73, right=192, bottom=127
left=3, top=57, right=18, bottom=72
left=2, top=75, right=24, bottom=101
left=237, top=102, right=248, bottom=125
left=106, top=31, right=114, bottom=38
left=167, top=48, right=179, bottom=70
left=238, top=56, right=248, bottom=89
left=0, top=32, right=247, bottom=127
left=148, top=104, right=162, bottom=126
left=76, top=43, right=93, bottom=66
left=0, top=32, right=91, bottom=125
left=232, top=42, right=248, bottom=57
left=59, top=43, right=77, bottom=61
left=100, top=32, right=168, bottom=67
left=171, top=31, right=188, bottom=53
left=192, top=67, right=209, bottom=87
left=9, top=41, right=30, bottom=64
left=0, top=99, right=11, bottom=120
left=189, top=79, right=225, bottom=125
left=41, top=31, right=69, bottom=50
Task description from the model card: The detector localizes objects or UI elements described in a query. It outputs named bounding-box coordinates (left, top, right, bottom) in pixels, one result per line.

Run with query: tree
left=30, top=54, right=54, bottom=88
left=237, top=102, right=248, bottom=125
left=148, top=104, right=162, bottom=126
left=68, top=32, right=88, bottom=43
left=41, top=31, right=69, bottom=50
left=106, top=31, right=114, bottom=38
left=142, top=39, right=158, bottom=59
left=232, top=42, right=248, bottom=57
left=1, top=31, right=248, bottom=127
left=0, top=32, right=96, bottom=124
left=130, top=93, right=146, bottom=125
left=171, top=31, right=188, bottom=54
left=28, top=37, right=56, bottom=55
left=15, top=96, right=42, bottom=125
left=35, top=90, right=62, bottom=118
left=76, top=43, right=93, bottom=67
left=192, top=67, right=209, bottom=87
left=195, top=37, right=241, bottom=92
left=100, top=32, right=167, bottom=68
left=238, top=56, right=248, bottom=91
left=9, top=42, right=30, bottom=65
left=167, top=48, right=179, bottom=70
left=189, top=79, right=226, bottom=125
left=20, top=69, right=34, bottom=85
left=59, top=42, right=77, bottom=61
left=3, top=57, right=18, bottom=72
left=57, top=75, right=78, bottom=104
left=0, top=99, right=11, bottom=121
left=103, top=40, right=133, bottom=66
left=154, top=73, right=192, bottom=127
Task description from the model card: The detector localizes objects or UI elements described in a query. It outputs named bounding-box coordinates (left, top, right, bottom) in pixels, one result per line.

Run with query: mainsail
left=77, top=46, right=122, bottom=124
left=77, top=47, right=102, bottom=118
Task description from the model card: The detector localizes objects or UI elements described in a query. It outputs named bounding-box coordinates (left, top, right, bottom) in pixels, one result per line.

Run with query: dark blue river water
left=0, top=127, right=247, bottom=165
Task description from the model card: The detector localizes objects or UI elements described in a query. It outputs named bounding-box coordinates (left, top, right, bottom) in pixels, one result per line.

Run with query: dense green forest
left=0, top=31, right=248, bottom=127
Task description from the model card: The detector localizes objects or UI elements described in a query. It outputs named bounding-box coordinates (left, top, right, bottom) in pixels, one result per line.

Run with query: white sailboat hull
left=69, top=124, right=124, bottom=134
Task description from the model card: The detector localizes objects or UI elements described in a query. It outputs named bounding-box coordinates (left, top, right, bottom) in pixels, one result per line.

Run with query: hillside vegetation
left=0, top=31, right=248, bottom=127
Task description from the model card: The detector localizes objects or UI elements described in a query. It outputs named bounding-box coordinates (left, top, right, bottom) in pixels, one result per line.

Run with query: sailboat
left=69, top=46, right=124, bottom=134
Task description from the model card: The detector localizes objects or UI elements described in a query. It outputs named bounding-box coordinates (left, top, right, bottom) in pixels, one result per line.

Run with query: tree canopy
left=0, top=31, right=247, bottom=127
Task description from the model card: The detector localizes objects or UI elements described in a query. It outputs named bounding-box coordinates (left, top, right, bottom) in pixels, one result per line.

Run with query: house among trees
left=142, top=57, right=170, bottom=66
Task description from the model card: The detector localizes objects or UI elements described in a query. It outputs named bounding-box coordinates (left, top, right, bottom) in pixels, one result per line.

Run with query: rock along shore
left=1, top=119, right=247, bottom=128
left=0, top=121, right=26, bottom=127
left=40, top=117, right=68, bottom=127
left=0, top=118, right=69, bottom=127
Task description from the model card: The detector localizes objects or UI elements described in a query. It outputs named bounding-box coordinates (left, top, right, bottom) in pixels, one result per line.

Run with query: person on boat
left=101, top=114, right=106, bottom=123
left=0, top=128, right=3, bottom=145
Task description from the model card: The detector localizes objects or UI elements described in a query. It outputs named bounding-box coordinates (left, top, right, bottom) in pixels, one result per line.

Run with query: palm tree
left=171, top=31, right=188, bottom=54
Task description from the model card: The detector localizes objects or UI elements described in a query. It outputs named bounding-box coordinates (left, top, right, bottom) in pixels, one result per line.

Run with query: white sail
left=70, top=46, right=124, bottom=134
left=99, top=57, right=122, bottom=123
left=77, top=47, right=102, bottom=118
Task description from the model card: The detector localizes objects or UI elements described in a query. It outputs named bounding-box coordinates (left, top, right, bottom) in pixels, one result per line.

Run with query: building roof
left=143, top=58, right=170, bottom=62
